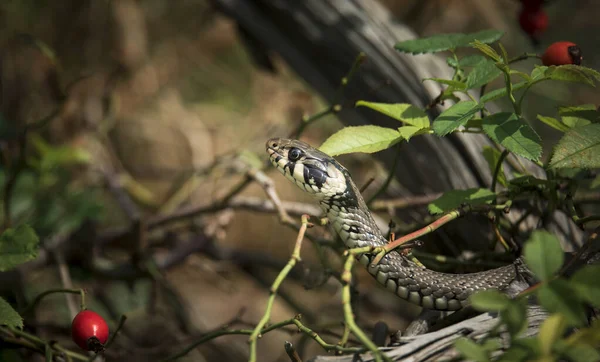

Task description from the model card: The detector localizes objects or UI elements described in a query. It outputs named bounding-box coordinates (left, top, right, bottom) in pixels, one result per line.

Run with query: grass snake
left=266, top=138, right=524, bottom=311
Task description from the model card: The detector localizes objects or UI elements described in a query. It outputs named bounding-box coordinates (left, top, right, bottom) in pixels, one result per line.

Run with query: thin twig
left=370, top=193, right=442, bottom=212
left=367, top=143, right=402, bottom=206
left=284, top=341, right=303, bottom=362
left=21, top=288, right=86, bottom=316
left=53, top=250, right=79, bottom=319
left=340, top=256, right=390, bottom=362
left=248, top=215, right=312, bottom=362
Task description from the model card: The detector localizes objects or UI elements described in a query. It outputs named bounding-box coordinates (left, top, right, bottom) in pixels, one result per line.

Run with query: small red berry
left=71, top=310, right=109, bottom=352
left=519, top=7, right=548, bottom=38
left=542, top=41, right=582, bottom=66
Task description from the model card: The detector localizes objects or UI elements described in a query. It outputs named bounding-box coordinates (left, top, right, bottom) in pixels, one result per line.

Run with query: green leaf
left=543, top=65, right=600, bottom=86
left=471, top=40, right=502, bottom=62
left=447, top=54, right=488, bottom=68
left=548, top=123, right=600, bottom=169
left=0, top=297, right=23, bottom=328
left=538, top=279, right=587, bottom=326
left=0, top=224, right=39, bottom=272
left=480, top=81, right=528, bottom=103
left=537, top=115, right=570, bottom=132
left=559, top=104, right=599, bottom=128
left=538, top=314, right=567, bottom=355
left=496, top=339, right=536, bottom=362
left=500, top=298, right=528, bottom=336
left=395, top=29, right=504, bottom=54
left=555, top=340, right=600, bottom=362
left=427, top=188, right=496, bottom=215
left=482, top=146, right=507, bottom=188
left=423, top=78, right=467, bottom=90
left=465, top=59, right=503, bottom=89
left=398, top=126, right=429, bottom=141
left=432, top=101, right=481, bottom=136
left=523, top=230, right=563, bottom=281
left=318, top=125, right=402, bottom=156
left=469, top=290, right=511, bottom=311
left=482, top=112, right=542, bottom=161
left=355, top=101, right=429, bottom=128
left=571, top=265, right=600, bottom=307
left=454, top=337, right=490, bottom=362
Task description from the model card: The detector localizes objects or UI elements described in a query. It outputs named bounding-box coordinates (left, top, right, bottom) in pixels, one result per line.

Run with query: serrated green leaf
left=480, top=81, right=528, bottom=104
left=482, top=146, right=507, bottom=188
left=500, top=298, right=528, bottom=336
left=509, top=175, right=549, bottom=187
left=482, top=112, right=542, bottom=161
left=538, top=314, right=567, bottom=355
left=537, top=115, right=570, bottom=132
left=395, top=29, right=504, bottom=54
left=318, top=126, right=402, bottom=156
left=469, top=290, right=511, bottom=311
left=355, top=101, right=430, bottom=128
left=398, top=126, right=429, bottom=141
left=433, top=101, right=481, bottom=136
left=447, top=54, right=487, bottom=68
left=0, top=297, right=23, bottom=328
left=510, top=70, right=532, bottom=82
left=523, top=230, right=563, bottom=281
left=427, top=188, right=496, bottom=215
left=538, top=279, right=587, bottom=326
left=544, top=65, right=599, bottom=86
left=571, top=265, right=600, bottom=307
left=471, top=40, right=502, bottom=62
left=559, top=104, right=599, bottom=128
left=465, top=59, right=503, bottom=89
left=549, top=123, right=600, bottom=169
left=454, top=337, right=490, bottom=362
left=0, top=224, right=39, bottom=272
left=424, top=78, right=467, bottom=90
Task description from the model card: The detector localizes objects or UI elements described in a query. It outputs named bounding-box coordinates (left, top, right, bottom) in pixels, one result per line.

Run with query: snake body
left=266, top=138, right=519, bottom=310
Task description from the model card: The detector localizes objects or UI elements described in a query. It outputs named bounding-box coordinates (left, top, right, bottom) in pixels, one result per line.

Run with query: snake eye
left=288, top=147, right=303, bottom=161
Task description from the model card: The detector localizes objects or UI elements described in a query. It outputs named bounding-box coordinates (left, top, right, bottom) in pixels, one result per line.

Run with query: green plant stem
left=21, top=288, right=86, bottom=316
left=160, top=316, right=363, bottom=362
left=508, top=53, right=541, bottom=64
left=491, top=150, right=509, bottom=192
left=341, top=256, right=390, bottom=362
left=248, top=215, right=311, bottom=362
left=574, top=215, right=600, bottom=226
left=365, top=201, right=511, bottom=265
left=2, top=326, right=88, bottom=361
left=367, top=143, right=402, bottom=206
left=338, top=322, right=351, bottom=348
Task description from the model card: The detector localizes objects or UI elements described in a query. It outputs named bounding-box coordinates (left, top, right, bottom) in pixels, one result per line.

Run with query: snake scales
left=266, top=138, right=520, bottom=310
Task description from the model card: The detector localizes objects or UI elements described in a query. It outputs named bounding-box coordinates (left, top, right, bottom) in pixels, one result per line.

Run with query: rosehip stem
left=508, top=52, right=541, bottom=64
left=21, top=288, right=87, bottom=316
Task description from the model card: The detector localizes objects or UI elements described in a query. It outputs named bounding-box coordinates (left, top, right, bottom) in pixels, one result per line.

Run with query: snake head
left=266, top=138, right=348, bottom=198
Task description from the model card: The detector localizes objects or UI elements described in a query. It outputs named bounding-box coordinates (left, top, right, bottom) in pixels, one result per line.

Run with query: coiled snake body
left=266, top=138, right=519, bottom=310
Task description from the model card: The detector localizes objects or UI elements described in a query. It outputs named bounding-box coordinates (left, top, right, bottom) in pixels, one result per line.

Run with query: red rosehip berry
left=519, top=7, right=548, bottom=38
left=542, top=41, right=582, bottom=66
left=71, top=310, right=109, bottom=352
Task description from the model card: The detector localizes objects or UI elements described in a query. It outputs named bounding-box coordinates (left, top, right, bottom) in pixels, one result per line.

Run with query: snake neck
left=316, top=175, right=389, bottom=250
